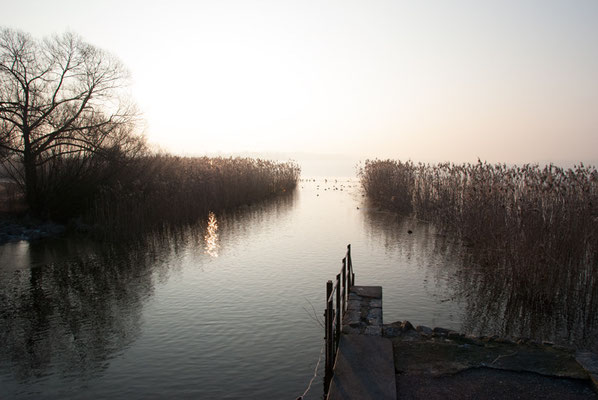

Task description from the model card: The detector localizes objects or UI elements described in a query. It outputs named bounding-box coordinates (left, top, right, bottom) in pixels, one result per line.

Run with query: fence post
left=341, top=259, right=347, bottom=312
left=324, top=245, right=355, bottom=394
left=325, top=280, right=333, bottom=392
left=335, top=273, right=341, bottom=350
left=347, top=244, right=353, bottom=287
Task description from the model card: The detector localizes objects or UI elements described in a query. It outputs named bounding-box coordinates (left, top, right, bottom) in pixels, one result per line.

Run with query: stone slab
left=327, top=334, right=396, bottom=400
left=351, top=286, right=382, bottom=299
left=396, top=367, right=598, bottom=400
left=390, top=335, right=589, bottom=379
left=576, top=351, right=598, bottom=390
left=341, top=286, right=384, bottom=336
left=576, top=351, right=598, bottom=374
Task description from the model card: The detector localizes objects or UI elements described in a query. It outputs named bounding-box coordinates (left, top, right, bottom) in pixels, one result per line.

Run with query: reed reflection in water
left=0, top=238, right=154, bottom=384
left=0, top=191, right=299, bottom=399
left=2, top=177, right=594, bottom=400
left=360, top=195, right=598, bottom=351
left=357, top=206, right=467, bottom=329
left=455, top=248, right=598, bottom=351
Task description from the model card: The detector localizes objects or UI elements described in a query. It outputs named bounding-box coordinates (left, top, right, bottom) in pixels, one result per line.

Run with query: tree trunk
left=23, top=138, right=40, bottom=215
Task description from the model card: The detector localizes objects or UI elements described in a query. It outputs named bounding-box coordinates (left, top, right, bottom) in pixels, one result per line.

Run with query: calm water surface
left=1, top=178, right=466, bottom=399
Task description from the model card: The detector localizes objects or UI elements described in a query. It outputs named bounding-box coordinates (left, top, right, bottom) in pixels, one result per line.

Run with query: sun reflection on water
left=204, top=212, right=219, bottom=257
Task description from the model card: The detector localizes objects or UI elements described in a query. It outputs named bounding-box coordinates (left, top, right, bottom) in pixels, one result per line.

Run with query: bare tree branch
left=0, top=27, right=143, bottom=212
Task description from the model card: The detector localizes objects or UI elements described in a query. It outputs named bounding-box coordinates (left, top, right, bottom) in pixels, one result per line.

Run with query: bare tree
left=0, top=28, right=140, bottom=212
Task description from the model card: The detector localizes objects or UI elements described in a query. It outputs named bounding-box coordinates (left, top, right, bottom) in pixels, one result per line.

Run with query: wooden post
left=325, top=280, right=333, bottom=392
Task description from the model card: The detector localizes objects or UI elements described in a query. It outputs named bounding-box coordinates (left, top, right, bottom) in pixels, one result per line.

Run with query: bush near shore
left=360, top=159, right=598, bottom=345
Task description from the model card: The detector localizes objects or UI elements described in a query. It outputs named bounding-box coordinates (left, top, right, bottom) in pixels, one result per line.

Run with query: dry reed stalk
left=360, top=159, right=598, bottom=349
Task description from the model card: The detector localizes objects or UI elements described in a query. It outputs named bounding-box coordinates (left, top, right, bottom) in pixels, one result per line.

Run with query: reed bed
left=360, top=159, right=598, bottom=348
left=87, top=155, right=300, bottom=236
left=2, top=149, right=299, bottom=238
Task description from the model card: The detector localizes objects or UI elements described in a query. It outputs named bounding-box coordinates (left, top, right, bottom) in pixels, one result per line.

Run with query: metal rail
left=324, top=244, right=355, bottom=393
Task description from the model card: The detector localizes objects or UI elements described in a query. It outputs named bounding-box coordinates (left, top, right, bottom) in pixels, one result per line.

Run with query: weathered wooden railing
left=324, top=244, right=355, bottom=393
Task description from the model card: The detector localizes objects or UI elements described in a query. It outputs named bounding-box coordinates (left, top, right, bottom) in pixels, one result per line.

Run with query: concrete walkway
left=325, top=284, right=598, bottom=399
left=327, top=286, right=397, bottom=400
left=327, top=335, right=396, bottom=400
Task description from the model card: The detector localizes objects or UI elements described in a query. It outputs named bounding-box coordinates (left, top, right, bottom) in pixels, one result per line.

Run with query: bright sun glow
left=204, top=212, right=219, bottom=258
left=4, top=0, right=598, bottom=166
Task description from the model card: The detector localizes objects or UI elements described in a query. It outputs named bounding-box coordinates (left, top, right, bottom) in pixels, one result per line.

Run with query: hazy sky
left=3, top=0, right=598, bottom=164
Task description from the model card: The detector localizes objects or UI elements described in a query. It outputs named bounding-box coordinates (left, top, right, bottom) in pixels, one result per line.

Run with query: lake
left=0, top=176, right=577, bottom=399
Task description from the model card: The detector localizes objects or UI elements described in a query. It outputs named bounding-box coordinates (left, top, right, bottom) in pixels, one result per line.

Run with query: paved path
left=327, top=335, right=396, bottom=400
left=327, top=286, right=396, bottom=400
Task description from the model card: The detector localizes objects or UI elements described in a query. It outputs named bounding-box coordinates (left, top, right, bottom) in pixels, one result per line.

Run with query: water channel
left=0, top=177, right=555, bottom=398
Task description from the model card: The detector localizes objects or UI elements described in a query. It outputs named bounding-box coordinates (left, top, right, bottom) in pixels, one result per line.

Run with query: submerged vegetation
left=360, top=159, right=598, bottom=348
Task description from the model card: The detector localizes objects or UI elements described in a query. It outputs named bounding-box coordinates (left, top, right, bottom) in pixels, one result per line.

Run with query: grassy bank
left=360, top=159, right=598, bottom=346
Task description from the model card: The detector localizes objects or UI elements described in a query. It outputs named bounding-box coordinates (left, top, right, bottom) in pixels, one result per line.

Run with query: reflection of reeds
left=360, top=159, right=598, bottom=349
left=88, top=155, right=300, bottom=237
